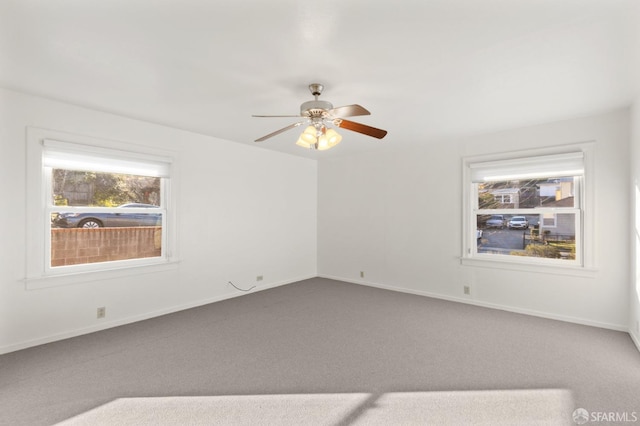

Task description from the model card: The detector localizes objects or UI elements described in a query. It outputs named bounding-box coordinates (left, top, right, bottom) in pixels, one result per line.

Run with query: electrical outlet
left=360, top=271, right=365, bottom=278
left=256, top=275, right=263, bottom=281
left=97, top=307, right=106, bottom=319
left=463, top=285, right=471, bottom=295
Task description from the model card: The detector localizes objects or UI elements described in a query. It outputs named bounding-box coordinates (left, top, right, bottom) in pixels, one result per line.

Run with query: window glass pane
left=478, top=177, right=576, bottom=210
left=50, top=168, right=163, bottom=268
left=477, top=213, right=576, bottom=260
left=52, top=169, right=161, bottom=207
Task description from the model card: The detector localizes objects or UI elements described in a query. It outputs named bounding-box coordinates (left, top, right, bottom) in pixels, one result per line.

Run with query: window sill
left=25, top=259, right=181, bottom=290
left=460, top=256, right=597, bottom=278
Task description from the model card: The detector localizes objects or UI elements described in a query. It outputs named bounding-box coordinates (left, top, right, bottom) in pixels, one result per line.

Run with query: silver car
left=486, top=215, right=505, bottom=229
left=52, top=203, right=161, bottom=228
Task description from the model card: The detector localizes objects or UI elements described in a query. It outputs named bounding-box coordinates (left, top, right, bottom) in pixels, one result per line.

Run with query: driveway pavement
left=478, top=228, right=528, bottom=253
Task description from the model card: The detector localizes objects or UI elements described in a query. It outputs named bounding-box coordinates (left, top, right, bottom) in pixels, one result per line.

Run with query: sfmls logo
left=573, top=408, right=589, bottom=424
left=573, top=408, right=638, bottom=424
left=591, top=411, right=638, bottom=422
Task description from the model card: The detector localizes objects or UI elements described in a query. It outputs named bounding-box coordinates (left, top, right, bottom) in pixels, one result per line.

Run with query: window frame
left=461, top=143, right=596, bottom=276
left=25, top=127, right=179, bottom=289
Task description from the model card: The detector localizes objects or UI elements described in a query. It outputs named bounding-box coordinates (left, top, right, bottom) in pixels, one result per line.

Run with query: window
left=494, top=193, right=513, bottom=204
left=541, top=213, right=557, bottom=228
left=462, top=148, right=593, bottom=271
left=26, top=128, right=176, bottom=287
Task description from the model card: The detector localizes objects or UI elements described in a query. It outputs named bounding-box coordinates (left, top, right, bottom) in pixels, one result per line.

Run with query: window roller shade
left=469, top=152, right=584, bottom=183
left=42, top=139, right=171, bottom=177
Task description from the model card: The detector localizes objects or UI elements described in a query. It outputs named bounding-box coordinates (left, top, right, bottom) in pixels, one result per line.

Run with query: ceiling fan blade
left=334, top=119, right=387, bottom=139
left=252, top=114, right=301, bottom=118
left=328, top=104, right=370, bottom=117
left=255, top=122, right=303, bottom=142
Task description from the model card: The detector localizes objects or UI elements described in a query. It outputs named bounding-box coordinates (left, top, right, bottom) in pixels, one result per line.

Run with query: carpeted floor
left=1, top=278, right=639, bottom=425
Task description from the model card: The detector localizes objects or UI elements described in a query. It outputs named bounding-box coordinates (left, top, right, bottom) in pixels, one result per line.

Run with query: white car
left=508, top=216, right=529, bottom=229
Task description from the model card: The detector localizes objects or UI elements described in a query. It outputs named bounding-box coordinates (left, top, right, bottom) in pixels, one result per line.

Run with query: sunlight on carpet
left=56, top=389, right=574, bottom=425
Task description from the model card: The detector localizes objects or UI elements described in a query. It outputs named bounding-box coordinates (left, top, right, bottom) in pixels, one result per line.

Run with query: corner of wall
left=630, top=96, right=640, bottom=353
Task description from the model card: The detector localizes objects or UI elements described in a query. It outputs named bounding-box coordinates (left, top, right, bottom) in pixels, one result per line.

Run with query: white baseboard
left=0, top=274, right=314, bottom=355
left=318, top=274, right=629, bottom=333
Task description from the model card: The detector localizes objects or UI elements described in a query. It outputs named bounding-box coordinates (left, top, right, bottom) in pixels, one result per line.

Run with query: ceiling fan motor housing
left=300, top=100, right=333, bottom=117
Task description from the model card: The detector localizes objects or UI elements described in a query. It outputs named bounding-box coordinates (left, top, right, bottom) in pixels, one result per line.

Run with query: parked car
left=52, top=203, right=161, bottom=228
left=507, top=216, right=529, bottom=229
left=485, top=215, right=505, bottom=229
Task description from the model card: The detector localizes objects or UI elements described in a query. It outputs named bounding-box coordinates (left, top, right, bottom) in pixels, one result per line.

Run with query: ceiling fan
left=253, top=83, right=387, bottom=151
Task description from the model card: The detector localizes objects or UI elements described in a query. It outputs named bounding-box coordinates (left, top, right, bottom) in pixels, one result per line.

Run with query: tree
left=52, top=169, right=160, bottom=206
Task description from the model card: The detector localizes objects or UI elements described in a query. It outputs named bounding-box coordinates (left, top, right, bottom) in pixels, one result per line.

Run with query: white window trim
left=461, top=142, right=596, bottom=276
left=25, top=127, right=180, bottom=290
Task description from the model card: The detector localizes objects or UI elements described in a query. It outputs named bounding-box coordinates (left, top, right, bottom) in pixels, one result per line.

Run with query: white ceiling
left=1, top=0, right=639, bottom=158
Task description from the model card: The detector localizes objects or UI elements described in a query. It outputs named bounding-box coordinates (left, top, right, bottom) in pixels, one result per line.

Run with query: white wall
left=1, top=86, right=634, bottom=354
left=0, top=88, right=317, bottom=354
left=319, top=109, right=630, bottom=330
left=631, top=98, right=640, bottom=348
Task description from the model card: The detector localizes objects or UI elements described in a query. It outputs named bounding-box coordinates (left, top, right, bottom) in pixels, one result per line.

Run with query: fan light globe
left=295, top=125, right=342, bottom=151
left=317, top=135, right=330, bottom=151
left=296, top=126, right=317, bottom=149
left=301, top=126, right=317, bottom=143
left=295, top=138, right=312, bottom=149
left=325, top=128, right=342, bottom=146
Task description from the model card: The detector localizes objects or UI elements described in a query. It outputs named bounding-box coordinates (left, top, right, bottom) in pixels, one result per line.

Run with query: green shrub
left=53, top=195, right=68, bottom=206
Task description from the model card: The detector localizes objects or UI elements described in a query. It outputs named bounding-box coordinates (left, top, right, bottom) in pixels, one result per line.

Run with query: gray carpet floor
left=1, top=278, right=639, bottom=425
